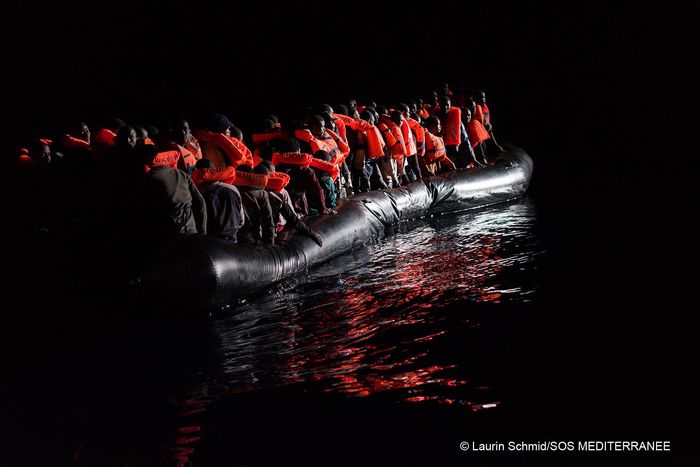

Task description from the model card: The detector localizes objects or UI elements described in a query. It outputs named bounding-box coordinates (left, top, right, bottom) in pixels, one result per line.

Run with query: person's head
left=472, top=89, right=486, bottom=105
left=258, top=144, right=274, bottom=162
left=376, top=104, right=388, bottom=116
left=253, top=164, right=269, bottom=176
left=437, top=82, right=449, bottom=97
left=462, top=106, right=472, bottom=123
left=133, top=124, right=149, bottom=141
left=369, top=107, right=380, bottom=123
left=68, top=121, right=90, bottom=143
left=116, top=125, right=137, bottom=149
left=260, top=118, right=276, bottom=132
left=426, top=116, right=441, bottom=134
left=319, top=103, right=334, bottom=115
left=416, top=97, right=424, bottom=108
left=349, top=106, right=360, bottom=119
left=397, top=103, right=411, bottom=120
left=390, top=110, right=403, bottom=126
left=147, top=126, right=159, bottom=140
left=195, top=158, right=214, bottom=170
left=347, top=98, right=357, bottom=109
left=359, top=109, right=374, bottom=125
left=138, top=143, right=159, bottom=166
left=365, top=99, right=377, bottom=109
left=207, top=113, right=234, bottom=135
left=258, top=160, right=275, bottom=172
left=266, top=114, right=279, bottom=124
left=236, top=164, right=253, bottom=173
left=464, top=97, right=476, bottom=115
left=277, top=138, right=301, bottom=153
left=321, top=113, right=335, bottom=131
left=336, top=104, right=348, bottom=116
left=171, top=118, right=192, bottom=146
left=31, top=141, right=52, bottom=164
left=314, top=150, right=331, bottom=162
left=408, top=100, right=418, bottom=114
left=105, top=118, right=127, bottom=132
left=438, top=95, right=451, bottom=115
left=230, top=126, right=243, bottom=141
left=309, top=115, right=325, bottom=137
left=429, top=90, right=439, bottom=106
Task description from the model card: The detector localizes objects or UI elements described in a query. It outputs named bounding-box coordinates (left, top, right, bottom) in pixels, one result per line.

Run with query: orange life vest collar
left=192, top=166, right=237, bottom=186
left=233, top=171, right=268, bottom=189
left=309, top=158, right=340, bottom=181
left=93, top=128, right=117, bottom=146
left=63, top=135, right=91, bottom=149
left=148, top=150, right=181, bottom=172
left=266, top=171, right=291, bottom=192
left=272, top=151, right=313, bottom=167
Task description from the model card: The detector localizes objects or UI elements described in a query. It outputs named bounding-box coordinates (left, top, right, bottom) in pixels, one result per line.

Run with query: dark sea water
left=1, top=193, right=693, bottom=466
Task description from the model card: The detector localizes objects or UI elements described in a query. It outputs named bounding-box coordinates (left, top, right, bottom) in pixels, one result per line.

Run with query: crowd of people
left=15, top=84, right=504, bottom=250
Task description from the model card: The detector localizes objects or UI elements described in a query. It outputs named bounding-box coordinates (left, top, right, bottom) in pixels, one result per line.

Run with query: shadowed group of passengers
left=15, top=84, right=504, bottom=256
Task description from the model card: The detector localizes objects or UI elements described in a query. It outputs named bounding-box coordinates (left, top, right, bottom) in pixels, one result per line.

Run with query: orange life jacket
left=418, top=107, right=430, bottom=119
left=474, top=104, right=485, bottom=124
left=333, top=113, right=372, bottom=132
left=365, top=125, right=385, bottom=159
left=232, top=171, right=269, bottom=189
left=332, top=115, right=347, bottom=142
left=442, top=107, right=462, bottom=147
left=424, top=131, right=447, bottom=162
left=251, top=130, right=290, bottom=145
left=378, top=116, right=407, bottom=160
left=63, top=135, right=91, bottom=150
left=295, top=129, right=350, bottom=165
left=272, top=151, right=313, bottom=167
left=191, top=166, right=237, bottom=186
left=150, top=150, right=181, bottom=169
left=400, top=119, right=417, bottom=156
left=93, top=128, right=117, bottom=146
left=309, top=158, right=340, bottom=181
left=467, top=119, right=491, bottom=148
left=407, top=118, right=425, bottom=157
left=195, top=130, right=250, bottom=168
left=266, top=171, right=291, bottom=192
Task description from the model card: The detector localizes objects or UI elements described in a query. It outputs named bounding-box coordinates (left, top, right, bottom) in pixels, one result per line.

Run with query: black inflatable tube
left=135, top=145, right=533, bottom=308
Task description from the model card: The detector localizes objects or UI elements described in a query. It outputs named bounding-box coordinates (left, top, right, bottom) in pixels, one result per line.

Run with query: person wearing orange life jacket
left=272, top=138, right=329, bottom=216
left=437, top=94, right=476, bottom=169
left=472, top=89, right=505, bottom=155
left=257, top=160, right=323, bottom=246
left=193, top=158, right=243, bottom=243
left=463, top=105, right=494, bottom=166
left=15, top=140, right=58, bottom=233
left=337, top=108, right=386, bottom=192
left=395, top=104, right=424, bottom=182
left=233, top=164, right=275, bottom=245
left=423, top=116, right=457, bottom=175
left=319, top=112, right=354, bottom=197
left=160, top=118, right=203, bottom=175
left=138, top=144, right=207, bottom=239
left=310, top=150, right=337, bottom=210
left=295, top=115, right=350, bottom=166
left=195, top=114, right=249, bottom=168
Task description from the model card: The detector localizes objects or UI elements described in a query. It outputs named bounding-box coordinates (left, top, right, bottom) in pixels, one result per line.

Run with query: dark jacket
left=278, top=165, right=326, bottom=215
left=237, top=185, right=275, bottom=245
left=200, top=182, right=243, bottom=243
left=268, top=189, right=313, bottom=238
left=140, top=166, right=207, bottom=236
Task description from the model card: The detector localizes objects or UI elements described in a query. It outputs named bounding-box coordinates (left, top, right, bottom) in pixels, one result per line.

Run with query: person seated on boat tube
left=257, top=161, right=324, bottom=247
left=271, top=138, right=329, bottom=217
left=194, top=158, right=244, bottom=243
left=233, top=164, right=275, bottom=245
left=462, top=103, right=495, bottom=166
left=311, top=150, right=337, bottom=210
left=471, top=89, right=505, bottom=156
left=319, top=112, right=353, bottom=198
left=137, top=144, right=207, bottom=238
left=423, top=116, right=456, bottom=175
left=159, top=118, right=203, bottom=175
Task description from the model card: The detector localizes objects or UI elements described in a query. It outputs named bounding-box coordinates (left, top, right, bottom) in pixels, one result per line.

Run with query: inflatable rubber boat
left=134, top=145, right=533, bottom=308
